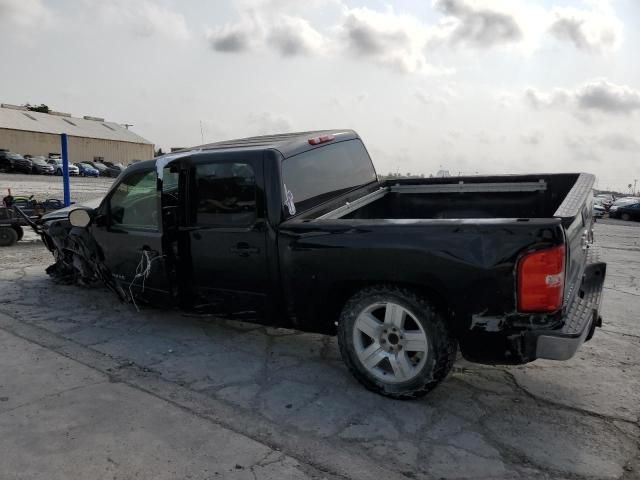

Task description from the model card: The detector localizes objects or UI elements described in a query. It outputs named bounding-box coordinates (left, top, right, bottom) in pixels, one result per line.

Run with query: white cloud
left=414, top=85, right=457, bottom=106
left=524, top=87, right=571, bottom=109
left=494, top=91, right=518, bottom=109
left=548, top=3, right=622, bottom=53
left=0, top=0, right=50, bottom=29
left=433, top=0, right=523, bottom=48
left=521, top=131, right=544, bottom=146
left=576, top=80, right=640, bottom=114
left=564, top=135, right=601, bottom=163
left=96, top=0, right=190, bottom=41
left=205, top=0, right=626, bottom=73
left=247, top=112, right=292, bottom=135
left=208, top=6, right=326, bottom=57
left=208, top=19, right=258, bottom=53
left=207, top=2, right=451, bottom=75
left=267, top=15, right=326, bottom=57
left=338, top=6, right=445, bottom=74
left=599, top=134, right=640, bottom=152
left=526, top=80, right=640, bottom=116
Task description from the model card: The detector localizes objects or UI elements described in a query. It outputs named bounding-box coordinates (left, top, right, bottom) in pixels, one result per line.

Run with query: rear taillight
left=308, top=134, right=335, bottom=145
left=517, top=245, right=566, bottom=313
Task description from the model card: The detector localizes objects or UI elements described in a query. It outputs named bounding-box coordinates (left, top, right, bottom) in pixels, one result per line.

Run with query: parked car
left=75, top=163, right=100, bottom=177
left=103, top=161, right=125, bottom=177
left=37, top=130, right=606, bottom=399
left=0, top=151, right=31, bottom=173
left=29, top=156, right=55, bottom=175
left=594, top=194, right=614, bottom=209
left=104, top=161, right=123, bottom=169
left=0, top=151, right=17, bottom=171
left=86, top=161, right=110, bottom=177
left=609, top=202, right=640, bottom=221
left=593, top=202, right=606, bottom=218
left=609, top=197, right=640, bottom=214
left=47, top=158, right=80, bottom=176
left=593, top=197, right=609, bottom=209
left=11, top=154, right=32, bottom=173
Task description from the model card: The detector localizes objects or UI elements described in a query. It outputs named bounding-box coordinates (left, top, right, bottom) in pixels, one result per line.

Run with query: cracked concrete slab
left=0, top=329, right=105, bottom=414
left=0, top=329, right=332, bottom=480
left=0, top=200, right=638, bottom=479
left=484, top=406, right=635, bottom=478
left=509, top=362, right=640, bottom=422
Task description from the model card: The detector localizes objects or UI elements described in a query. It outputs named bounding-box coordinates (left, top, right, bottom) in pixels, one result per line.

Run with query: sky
left=0, top=0, right=639, bottom=191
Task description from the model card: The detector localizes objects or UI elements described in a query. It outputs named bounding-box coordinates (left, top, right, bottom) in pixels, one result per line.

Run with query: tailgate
left=553, top=173, right=596, bottom=310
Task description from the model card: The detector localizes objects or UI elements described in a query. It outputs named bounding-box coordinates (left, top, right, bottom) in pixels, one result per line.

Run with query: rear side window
left=281, top=139, right=377, bottom=214
left=194, top=162, right=257, bottom=227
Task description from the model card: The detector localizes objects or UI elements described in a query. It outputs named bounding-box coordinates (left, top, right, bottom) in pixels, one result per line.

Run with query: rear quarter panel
left=277, top=218, right=565, bottom=335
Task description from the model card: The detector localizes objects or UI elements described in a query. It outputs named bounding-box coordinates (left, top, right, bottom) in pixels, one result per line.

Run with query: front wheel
left=621, top=213, right=631, bottom=221
left=337, top=285, right=457, bottom=399
left=0, top=227, right=19, bottom=247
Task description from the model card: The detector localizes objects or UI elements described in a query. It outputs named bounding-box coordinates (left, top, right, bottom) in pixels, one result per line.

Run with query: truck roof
left=133, top=130, right=360, bottom=174
left=143, top=129, right=357, bottom=167
left=193, top=129, right=358, bottom=158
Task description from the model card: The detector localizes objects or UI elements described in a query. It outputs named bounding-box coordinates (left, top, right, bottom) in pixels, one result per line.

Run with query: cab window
left=193, top=162, right=256, bottom=227
left=281, top=139, right=377, bottom=214
left=109, top=170, right=158, bottom=230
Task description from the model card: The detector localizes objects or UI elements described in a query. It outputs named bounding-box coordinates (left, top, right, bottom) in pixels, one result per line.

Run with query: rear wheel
left=13, top=225, right=24, bottom=241
left=621, top=213, right=631, bottom=221
left=0, top=227, right=19, bottom=247
left=338, top=285, right=457, bottom=399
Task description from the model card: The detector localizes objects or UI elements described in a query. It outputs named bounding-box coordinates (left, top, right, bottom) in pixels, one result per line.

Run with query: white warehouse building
left=0, top=104, right=154, bottom=165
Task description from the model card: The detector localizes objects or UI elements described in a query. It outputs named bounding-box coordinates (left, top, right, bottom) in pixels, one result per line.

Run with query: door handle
left=230, top=242, right=260, bottom=257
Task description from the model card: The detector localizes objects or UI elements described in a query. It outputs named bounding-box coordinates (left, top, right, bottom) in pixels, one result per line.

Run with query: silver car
left=47, top=158, right=79, bottom=176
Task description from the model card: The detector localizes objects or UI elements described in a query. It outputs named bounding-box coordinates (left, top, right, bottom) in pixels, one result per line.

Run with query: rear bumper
left=530, top=247, right=606, bottom=361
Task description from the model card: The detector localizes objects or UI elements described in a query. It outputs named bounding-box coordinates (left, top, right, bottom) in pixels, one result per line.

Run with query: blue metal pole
left=61, top=133, right=71, bottom=207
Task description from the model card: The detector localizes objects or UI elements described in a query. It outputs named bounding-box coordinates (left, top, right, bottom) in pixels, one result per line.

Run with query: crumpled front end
left=40, top=219, right=127, bottom=301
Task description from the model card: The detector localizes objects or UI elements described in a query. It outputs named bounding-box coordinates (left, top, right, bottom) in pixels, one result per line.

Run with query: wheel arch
left=319, top=280, right=453, bottom=335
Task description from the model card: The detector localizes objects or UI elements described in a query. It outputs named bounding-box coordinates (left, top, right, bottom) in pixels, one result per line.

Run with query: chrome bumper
left=534, top=249, right=606, bottom=361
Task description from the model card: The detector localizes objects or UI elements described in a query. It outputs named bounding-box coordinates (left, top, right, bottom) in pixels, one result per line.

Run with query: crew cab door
left=180, top=153, right=269, bottom=316
left=90, top=167, right=174, bottom=303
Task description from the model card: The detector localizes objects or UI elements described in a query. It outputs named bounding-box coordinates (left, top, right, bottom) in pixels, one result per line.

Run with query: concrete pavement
left=0, top=328, right=333, bottom=480
left=0, top=217, right=638, bottom=479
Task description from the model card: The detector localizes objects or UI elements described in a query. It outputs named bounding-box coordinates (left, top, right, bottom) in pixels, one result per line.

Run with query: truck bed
left=310, top=173, right=588, bottom=222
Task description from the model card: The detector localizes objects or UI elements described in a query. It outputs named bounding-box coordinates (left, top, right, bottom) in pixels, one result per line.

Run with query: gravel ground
left=0, top=172, right=113, bottom=204
left=0, top=179, right=639, bottom=479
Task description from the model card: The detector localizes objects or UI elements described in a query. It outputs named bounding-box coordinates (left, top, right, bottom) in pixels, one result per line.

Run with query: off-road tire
left=13, top=225, right=24, bottom=241
left=0, top=227, right=19, bottom=247
left=338, top=285, right=457, bottom=399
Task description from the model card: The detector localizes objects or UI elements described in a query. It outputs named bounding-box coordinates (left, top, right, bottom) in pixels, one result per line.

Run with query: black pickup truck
left=39, top=130, right=606, bottom=398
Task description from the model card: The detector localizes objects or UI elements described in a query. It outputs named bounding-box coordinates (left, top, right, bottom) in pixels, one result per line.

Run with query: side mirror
left=69, top=208, right=92, bottom=228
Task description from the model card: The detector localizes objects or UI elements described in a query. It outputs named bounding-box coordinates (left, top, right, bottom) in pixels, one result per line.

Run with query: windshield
left=8, top=153, right=23, bottom=160
left=281, top=139, right=377, bottom=214
left=79, top=163, right=93, bottom=169
left=32, top=158, right=48, bottom=165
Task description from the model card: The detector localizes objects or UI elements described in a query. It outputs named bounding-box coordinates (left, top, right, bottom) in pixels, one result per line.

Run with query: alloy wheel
left=352, top=301, right=429, bottom=383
